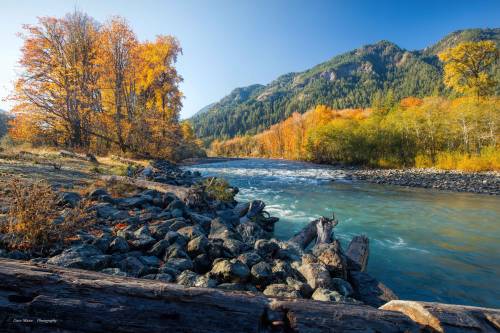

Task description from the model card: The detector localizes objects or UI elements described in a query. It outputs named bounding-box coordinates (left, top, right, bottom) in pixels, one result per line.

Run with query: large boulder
left=250, top=261, right=272, bottom=284
left=311, top=288, right=344, bottom=302
left=208, top=218, right=240, bottom=240
left=237, top=251, right=262, bottom=267
left=331, top=278, right=354, bottom=297
left=108, top=237, right=130, bottom=253
left=236, top=222, right=266, bottom=245
left=47, top=245, right=110, bottom=271
left=58, top=192, right=82, bottom=208
left=187, top=236, right=209, bottom=257
left=177, top=226, right=205, bottom=240
left=312, top=241, right=347, bottom=279
left=263, top=284, right=301, bottom=298
left=119, top=256, right=150, bottom=277
left=209, top=259, right=250, bottom=283
left=286, top=277, right=313, bottom=298
left=223, top=238, right=249, bottom=256
left=298, top=262, right=331, bottom=290
left=148, top=239, right=169, bottom=257
left=254, top=239, right=280, bottom=258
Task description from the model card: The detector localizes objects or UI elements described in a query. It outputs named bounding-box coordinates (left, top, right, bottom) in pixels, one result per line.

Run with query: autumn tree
left=439, top=41, right=499, bottom=98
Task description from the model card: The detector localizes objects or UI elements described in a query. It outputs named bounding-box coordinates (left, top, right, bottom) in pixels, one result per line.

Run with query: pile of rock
left=348, top=168, right=499, bottom=195
left=0, top=159, right=394, bottom=307
left=132, top=159, right=202, bottom=186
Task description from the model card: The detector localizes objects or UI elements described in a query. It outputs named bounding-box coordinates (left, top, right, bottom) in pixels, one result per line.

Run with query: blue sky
left=0, top=0, right=499, bottom=118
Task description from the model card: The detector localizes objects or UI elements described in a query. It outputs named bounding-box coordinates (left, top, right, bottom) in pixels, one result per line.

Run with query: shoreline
left=345, top=167, right=500, bottom=195
left=182, top=157, right=500, bottom=195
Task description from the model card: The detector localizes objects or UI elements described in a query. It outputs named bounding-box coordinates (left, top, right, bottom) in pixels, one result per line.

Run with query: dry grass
left=1, top=177, right=95, bottom=254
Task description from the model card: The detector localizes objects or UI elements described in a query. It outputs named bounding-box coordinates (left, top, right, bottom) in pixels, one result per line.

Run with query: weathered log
left=1, top=259, right=499, bottom=332
left=101, top=175, right=192, bottom=201
left=0, top=259, right=424, bottom=333
left=290, top=216, right=338, bottom=249
left=346, top=234, right=369, bottom=271
left=315, top=216, right=337, bottom=245
left=349, top=270, right=398, bottom=307
left=381, top=300, right=500, bottom=333
left=270, top=299, right=420, bottom=333
left=59, top=150, right=97, bottom=163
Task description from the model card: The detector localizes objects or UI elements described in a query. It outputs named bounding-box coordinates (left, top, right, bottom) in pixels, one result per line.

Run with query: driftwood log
left=346, top=235, right=369, bottom=271
left=101, top=175, right=193, bottom=201
left=381, top=300, right=500, bottom=333
left=0, top=259, right=498, bottom=332
left=290, top=216, right=338, bottom=249
left=59, top=150, right=98, bottom=163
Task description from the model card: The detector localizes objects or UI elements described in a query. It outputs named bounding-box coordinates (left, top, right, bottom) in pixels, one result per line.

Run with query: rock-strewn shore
left=0, top=159, right=393, bottom=308
left=345, top=168, right=500, bottom=195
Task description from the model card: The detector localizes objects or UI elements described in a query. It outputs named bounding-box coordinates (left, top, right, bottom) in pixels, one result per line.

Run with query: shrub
left=201, top=177, right=236, bottom=202
left=1, top=178, right=93, bottom=254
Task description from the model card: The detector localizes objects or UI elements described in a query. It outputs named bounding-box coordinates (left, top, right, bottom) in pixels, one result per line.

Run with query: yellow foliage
left=439, top=41, right=499, bottom=98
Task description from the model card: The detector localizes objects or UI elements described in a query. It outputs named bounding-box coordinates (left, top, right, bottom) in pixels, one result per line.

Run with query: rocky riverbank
left=0, top=158, right=393, bottom=308
left=345, top=167, right=500, bottom=195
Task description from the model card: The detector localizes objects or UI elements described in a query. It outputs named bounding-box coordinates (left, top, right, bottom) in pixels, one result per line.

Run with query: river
left=186, top=158, right=500, bottom=308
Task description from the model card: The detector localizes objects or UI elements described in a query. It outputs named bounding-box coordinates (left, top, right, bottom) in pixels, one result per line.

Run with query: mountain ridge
left=191, top=28, right=500, bottom=142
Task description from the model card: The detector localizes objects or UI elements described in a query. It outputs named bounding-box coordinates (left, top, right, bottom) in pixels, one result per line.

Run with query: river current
left=186, top=158, right=500, bottom=308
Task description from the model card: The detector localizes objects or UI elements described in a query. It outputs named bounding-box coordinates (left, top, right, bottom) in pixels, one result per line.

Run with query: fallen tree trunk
left=381, top=300, right=500, bottom=333
left=0, top=259, right=498, bottom=332
left=59, top=150, right=97, bottom=163
left=101, top=175, right=192, bottom=201
left=290, top=216, right=337, bottom=249
left=346, top=235, right=369, bottom=271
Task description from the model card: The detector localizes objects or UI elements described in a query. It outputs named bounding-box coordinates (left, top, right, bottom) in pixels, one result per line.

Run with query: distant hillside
left=191, top=28, right=500, bottom=142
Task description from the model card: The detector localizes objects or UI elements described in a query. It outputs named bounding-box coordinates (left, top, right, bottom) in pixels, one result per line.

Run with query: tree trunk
left=381, top=300, right=500, bottom=333
left=0, top=258, right=420, bottom=333
left=346, top=235, right=369, bottom=272
left=289, top=216, right=337, bottom=249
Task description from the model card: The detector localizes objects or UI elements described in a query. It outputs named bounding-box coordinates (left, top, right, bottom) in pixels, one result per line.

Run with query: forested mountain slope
left=191, top=28, right=500, bottom=142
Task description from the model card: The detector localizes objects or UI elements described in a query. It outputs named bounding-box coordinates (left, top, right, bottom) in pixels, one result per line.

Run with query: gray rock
left=58, top=192, right=82, bottom=208
left=233, top=202, right=250, bottom=217
left=149, top=221, right=173, bottom=239
left=286, top=277, right=313, bottom=298
left=171, top=208, right=184, bottom=218
left=263, top=284, right=301, bottom=298
left=109, top=237, right=130, bottom=253
left=165, top=231, right=188, bottom=247
left=237, top=251, right=262, bottom=267
left=164, top=258, right=193, bottom=272
left=169, top=219, right=188, bottom=231
left=167, top=199, right=185, bottom=211
left=223, top=238, right=248, bottom=256
left=164, top=244, right=190, bottom=260
left=177, top=226, right=205, bottom=240
left=187, top=212, right=212, bottom=231
left=271, top=260, right=296, bottom=282
left=311, top=288, right=344, bottom=302
left=177, top=270, right=200, bottom=287
left=47, top=244, right=109, bottom=271
left=312, top=241, right=347, bottom=278
left=208, top=218, right=240, bottom=240
left=331, top=278, right=354, bottom=297
left=194, top=275, right=218, bottom=288
left=92, top=234, right=112, bottom=252
left=139, top=255, right=161, bottom=267
left=236, top=222, right=265, bottom=245
left=254, top=239, right=280, bottom=258
left=207, top=239, right=226, bottom=261
left=298, top=263, right=331, bottom=290
left=119, top=256, right=148, bottom=277
left=95, top=203, right=129, bottom=220
left=187, top=236, right=209, bottom=256
left=250, top=261, right=272, bottom=283
left=193, top=254, right=212, bottom=274
left=118, top=196, right=148, bottom=209
left=142, top=274, right=157, bottom=280
left=89, top=188, right=109, bottom=199
left=148, top=239, right=169, bottom=257
left=209, top=259, right=250, bottom=283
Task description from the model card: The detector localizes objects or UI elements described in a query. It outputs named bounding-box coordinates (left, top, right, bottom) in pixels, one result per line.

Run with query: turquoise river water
left=187, top=158, right=500, bottom=308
